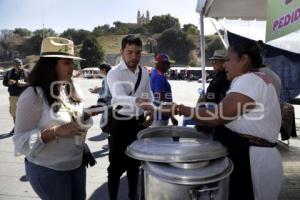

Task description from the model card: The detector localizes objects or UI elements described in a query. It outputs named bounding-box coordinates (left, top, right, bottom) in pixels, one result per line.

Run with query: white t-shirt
left=225, top=72, right=281, bottom=142
left=225, top=72, right=283, bottom=200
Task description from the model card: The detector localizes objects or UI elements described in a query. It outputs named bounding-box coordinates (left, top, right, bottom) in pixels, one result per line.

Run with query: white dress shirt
left=107, top=61, right=153, bottom=117
left=13, top=84, right=92, bottom=171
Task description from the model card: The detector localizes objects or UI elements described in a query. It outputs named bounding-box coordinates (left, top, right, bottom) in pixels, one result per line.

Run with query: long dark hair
left=230, top=40, right=265, bottom=69
left=27, top=57, right=82, bottom=111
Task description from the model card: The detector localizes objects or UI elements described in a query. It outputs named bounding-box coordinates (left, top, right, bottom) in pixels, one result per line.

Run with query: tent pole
left=209, top=18, right=228, bottom=48
left=200, top=13, right=206, bottom=91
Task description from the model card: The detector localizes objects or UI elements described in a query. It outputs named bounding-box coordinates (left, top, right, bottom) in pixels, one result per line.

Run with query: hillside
left=96, top=34, right=154, bottom=54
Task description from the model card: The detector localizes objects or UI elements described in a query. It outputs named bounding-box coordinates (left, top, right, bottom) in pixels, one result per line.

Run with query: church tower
left=137, top=10, right=141, bottom=24
left=146, top=10, right=150, bottom=23
left=137, top=10, right=150, bottom=24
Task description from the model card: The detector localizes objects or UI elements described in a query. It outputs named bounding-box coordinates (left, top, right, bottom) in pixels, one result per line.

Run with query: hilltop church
left=137, top=10, right=150, bottom=24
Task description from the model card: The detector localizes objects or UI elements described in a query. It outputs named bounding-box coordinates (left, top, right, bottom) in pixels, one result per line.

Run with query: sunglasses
left=209, top=60, right=224, bottom=64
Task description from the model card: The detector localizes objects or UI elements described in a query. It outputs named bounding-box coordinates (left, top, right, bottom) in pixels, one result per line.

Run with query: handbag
left=82, top=143, right=97, bottom=168
left=101, top=66, right=143, bottom=134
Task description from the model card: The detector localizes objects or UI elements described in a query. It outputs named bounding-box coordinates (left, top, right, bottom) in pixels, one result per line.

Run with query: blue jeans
left=25, top=159, right=86, bottom=200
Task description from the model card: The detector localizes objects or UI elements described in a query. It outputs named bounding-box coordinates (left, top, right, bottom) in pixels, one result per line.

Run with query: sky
left=0, top=0, right=299, bottom=52
left=0, top=0, right=205, bottom=33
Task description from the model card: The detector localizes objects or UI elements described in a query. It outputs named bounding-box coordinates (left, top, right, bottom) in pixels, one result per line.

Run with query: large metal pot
left=126, top=126, right=233, bottom=200
left=143, top=157, right=232, bottom=200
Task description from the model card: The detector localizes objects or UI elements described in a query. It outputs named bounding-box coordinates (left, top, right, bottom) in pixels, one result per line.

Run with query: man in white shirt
left=106, top=35, right=152, bottom=200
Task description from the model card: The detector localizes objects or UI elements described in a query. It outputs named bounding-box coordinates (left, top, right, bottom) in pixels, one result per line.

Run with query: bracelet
left=53, top=126, right=59, bottom=143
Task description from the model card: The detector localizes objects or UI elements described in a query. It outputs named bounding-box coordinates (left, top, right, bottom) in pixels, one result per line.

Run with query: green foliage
left=97, top=35, right=125, bottom=54
left=60, top=29, right=92, bottom=45
left=80, top=36, right=105, bottom=68
left=13, top=28, right=31, bottom=37
left=92, top=24, right=113, bottom=36
left=182, top=24, right=199, bottom=35
left=205, top=35, right=225, bottom=62
left=28, top=28, right=57, bottom=54
left=157, top=28, right=195, bottom=64
left=148, top=14, right=181, bottom=33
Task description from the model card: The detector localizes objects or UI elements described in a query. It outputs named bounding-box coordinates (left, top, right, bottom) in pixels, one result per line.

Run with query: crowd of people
left=3, top=34, right=284, bottom=200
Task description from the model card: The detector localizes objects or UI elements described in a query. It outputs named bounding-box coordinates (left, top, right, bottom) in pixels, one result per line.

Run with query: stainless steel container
left=126, top=126, right=233, bottom=200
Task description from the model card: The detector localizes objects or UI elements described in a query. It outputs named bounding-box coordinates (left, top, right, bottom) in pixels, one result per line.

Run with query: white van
left=80, top=67, right=101, bottom=79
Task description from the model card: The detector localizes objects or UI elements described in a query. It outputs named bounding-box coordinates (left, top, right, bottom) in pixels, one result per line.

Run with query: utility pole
left=42, top=24, right=45, bottom=40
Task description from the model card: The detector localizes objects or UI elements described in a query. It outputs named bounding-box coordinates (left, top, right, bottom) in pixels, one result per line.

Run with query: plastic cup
left=75, top=132, right=87, bottom=146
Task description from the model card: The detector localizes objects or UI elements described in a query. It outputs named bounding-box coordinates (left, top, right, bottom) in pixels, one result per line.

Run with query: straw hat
left=208, top=49, right=226, bottom=60
left=40, top=37, right=83, bottom=60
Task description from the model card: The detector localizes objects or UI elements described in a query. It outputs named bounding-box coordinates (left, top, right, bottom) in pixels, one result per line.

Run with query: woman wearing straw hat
left=13, top=37, right=96, bottom=200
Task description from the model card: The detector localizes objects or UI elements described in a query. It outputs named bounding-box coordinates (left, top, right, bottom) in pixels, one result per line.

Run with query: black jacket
left=206, top=70, right=231, bottom=104
left=2, top=68, right=29, bottom=96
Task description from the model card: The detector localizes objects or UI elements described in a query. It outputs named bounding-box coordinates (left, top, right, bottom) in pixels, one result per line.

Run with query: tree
left=205, top=35, right=225, bottom=63
left=79, top=37, right=105, bottom=68
left=157, top=28, right=195, bottom=64
left=13, top=28, right=31, bottom=37
left=148, top=14, right=180, bottom=33
left=92, top=24, right=112, bottom=36
left=60, top=29, right=92, bottom=45
left=29, top=28, right=57, bottom=54
left=0, top=29, right=27, bottom=59
left=182, top=24, right=199, bottom=35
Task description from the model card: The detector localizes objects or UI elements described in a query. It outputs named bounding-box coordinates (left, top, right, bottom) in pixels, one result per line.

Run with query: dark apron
left=214, top=126, right=254, bottom=200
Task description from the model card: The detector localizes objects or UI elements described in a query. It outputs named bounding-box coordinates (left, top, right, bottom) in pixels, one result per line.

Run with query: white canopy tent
left=195, top=0, right=267, bottom=89
left=198, top=0, right=267, bottom=20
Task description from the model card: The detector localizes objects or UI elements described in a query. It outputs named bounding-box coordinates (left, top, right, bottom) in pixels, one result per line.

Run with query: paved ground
left=0, top=78, right=299, bottom=200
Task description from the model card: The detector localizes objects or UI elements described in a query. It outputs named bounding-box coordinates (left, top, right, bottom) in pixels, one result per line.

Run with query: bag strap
left=115, top=65, right=143, bottom=111
left=129, top=65, right=142, bottom=96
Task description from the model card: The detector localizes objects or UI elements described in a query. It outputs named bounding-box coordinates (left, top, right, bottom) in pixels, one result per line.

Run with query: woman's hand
left=55, top=122, right=88, bottom=138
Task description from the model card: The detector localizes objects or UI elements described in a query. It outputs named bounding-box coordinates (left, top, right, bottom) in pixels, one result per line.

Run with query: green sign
left=266, top=0, right=300, bottom=42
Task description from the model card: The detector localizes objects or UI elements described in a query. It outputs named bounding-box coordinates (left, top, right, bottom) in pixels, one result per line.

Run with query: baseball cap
left=155, top=53, right=175, bottom=64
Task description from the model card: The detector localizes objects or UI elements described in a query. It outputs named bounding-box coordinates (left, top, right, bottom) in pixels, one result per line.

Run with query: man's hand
left=8, top=79, right=16, bottom=85
left=89, top=87, right=101, bottom=94
left=17, top=80, right=28, bottom=87
left=159, top=103, right=177, bottom=117
left=143, top=110, right=154, bottom=127
left=136, top=98, right=154, bottom=112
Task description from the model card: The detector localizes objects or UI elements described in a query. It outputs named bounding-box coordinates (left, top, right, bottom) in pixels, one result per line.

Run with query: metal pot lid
left=137, top=126, right=207, bottom=140
left=143, top=157, right=233, bottom=185
left=126, top=127, right=227, bottom=163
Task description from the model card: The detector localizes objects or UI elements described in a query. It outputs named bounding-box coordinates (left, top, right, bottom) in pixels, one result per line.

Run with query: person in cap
left=13, top=37, right=98, bottom=200
left=150, top=53, right=178, bottom=126
left=3, top=58, right=29, bottom=135
left=106, top=35, right=153, bottom=200
left=198, top=49, right=231, bottom=104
